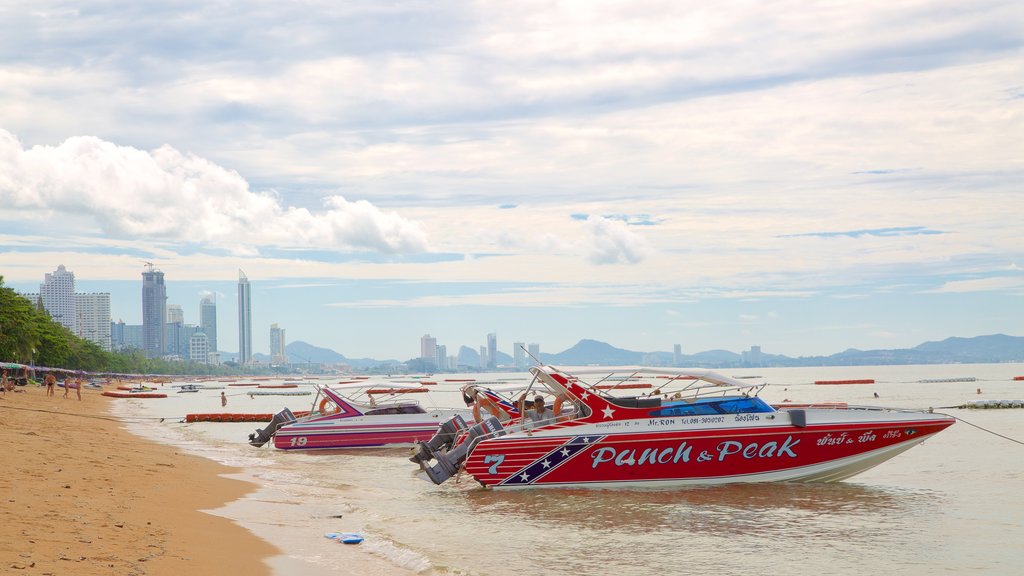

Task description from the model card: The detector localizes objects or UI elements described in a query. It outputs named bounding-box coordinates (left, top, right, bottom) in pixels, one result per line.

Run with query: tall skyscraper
left=420, top=334, right=437, bottom=360
left=513, top=342, right=526, bottom=370
left=270, top=323, right=287, bottom=365
left=142, top=264, right=166, bottom=358
left=238, top=270, right=252, bottom=365
left=40, top=264, right=76, bottom=334
left=436, top=344, right=447, bottom=371
left=76, top=293, right=111, bottom=351
left=486, top=332, right=497, bottom=369
left=199, top=294, right=218, bottom=353
left=673, top=343, right=681, bottom=366
left=528, top=343, right=540, bottom=365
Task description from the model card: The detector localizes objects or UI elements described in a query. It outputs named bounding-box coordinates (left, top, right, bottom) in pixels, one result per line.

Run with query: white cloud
left=584, top=216, right=651, bottom=265
left=929, top=276, right=1024, bottom=293
left=0, top=130, right=428, bottom=254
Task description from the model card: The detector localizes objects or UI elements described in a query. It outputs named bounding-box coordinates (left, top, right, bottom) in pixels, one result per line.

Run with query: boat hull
left=461, top=410, right=954, bottom=488
left=273, top=410, right=469, bottom=450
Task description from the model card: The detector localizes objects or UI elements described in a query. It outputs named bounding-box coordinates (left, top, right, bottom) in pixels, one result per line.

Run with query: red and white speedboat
left=248, top=383, right=470, bottom=450
left=413, top=365, right=955, bottom=488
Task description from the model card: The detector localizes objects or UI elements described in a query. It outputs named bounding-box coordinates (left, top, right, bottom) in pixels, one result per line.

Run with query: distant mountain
left=286, top=340, right=347, bottom=363
left=542, top=339, right=644, bottom=365
left=235, top=333, right=1024, bottom=371
left=455, top=345, right=511, bottom=368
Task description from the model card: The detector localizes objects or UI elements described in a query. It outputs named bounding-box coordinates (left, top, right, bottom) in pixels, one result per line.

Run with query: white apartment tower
left=420, top=334, right=437, bottom=360
left=189, top=332, right=210, bottom=365
left=40, top=264, right=76, bottom=334
left=76, top=293, right=112, bottom=351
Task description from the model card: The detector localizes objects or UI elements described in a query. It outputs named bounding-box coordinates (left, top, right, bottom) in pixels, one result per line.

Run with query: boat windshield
left=364, top=403, right=427, bottom=416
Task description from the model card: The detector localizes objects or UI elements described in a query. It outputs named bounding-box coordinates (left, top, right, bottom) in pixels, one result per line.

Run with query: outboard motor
left=418, top=416, right=507, bottom=485
left=409, top=414, right=468, bottom=464
left=248, top=408, right=298, bottom=447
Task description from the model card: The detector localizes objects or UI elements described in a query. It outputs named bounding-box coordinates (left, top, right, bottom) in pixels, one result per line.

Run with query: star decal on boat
left=580, top=391, right=590, bottom=400
left=602, top=406, right=615, bottom=419
left=498, top=435, right=608, bottom=486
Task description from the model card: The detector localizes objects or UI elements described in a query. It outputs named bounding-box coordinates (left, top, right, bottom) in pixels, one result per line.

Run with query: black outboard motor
left=248, top=408, right=298, bottom=447
left=409, top=414, right=468, bottom=464
left=418, top=416, right=506, bottom=485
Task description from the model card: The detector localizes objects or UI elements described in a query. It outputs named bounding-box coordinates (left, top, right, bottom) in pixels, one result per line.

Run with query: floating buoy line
left=955, top=399, right=1024, bottom=409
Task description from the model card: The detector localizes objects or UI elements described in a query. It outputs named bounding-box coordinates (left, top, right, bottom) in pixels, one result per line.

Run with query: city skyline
left=1, top=3, right=1022, bottom=360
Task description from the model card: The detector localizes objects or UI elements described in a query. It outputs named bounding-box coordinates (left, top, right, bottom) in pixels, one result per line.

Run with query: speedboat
left=412, top=365, right=955, bottom=489
left=248, top=382, right=471, bottom=450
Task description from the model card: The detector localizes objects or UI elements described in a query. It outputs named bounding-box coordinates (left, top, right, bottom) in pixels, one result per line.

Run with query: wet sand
left=0, top=384, right=277, bottom=575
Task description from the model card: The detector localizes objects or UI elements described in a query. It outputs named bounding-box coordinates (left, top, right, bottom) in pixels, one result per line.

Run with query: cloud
left=779, top=226, right=945, bottom=239
left=0, top=130, right=429, bottom=254
left=929, top=276, right=1024, bottom=293
left=583, top=215, right=652, bottom=265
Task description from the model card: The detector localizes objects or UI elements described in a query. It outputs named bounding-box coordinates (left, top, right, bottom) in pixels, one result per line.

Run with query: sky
left=1, top=1, right=1022, bottom=361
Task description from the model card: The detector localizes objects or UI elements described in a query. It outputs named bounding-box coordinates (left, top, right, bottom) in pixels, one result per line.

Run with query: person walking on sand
left=45, top=373, right=56, bottom=396
left=75, top=378, right=82, bottom=401
left=63, top=377, right=72, bottom=399
left=221, top=391, right=227, bottom=407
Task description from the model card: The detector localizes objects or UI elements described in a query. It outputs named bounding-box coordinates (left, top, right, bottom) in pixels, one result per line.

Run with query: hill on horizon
left=254, top=333, right=1024, bottom=369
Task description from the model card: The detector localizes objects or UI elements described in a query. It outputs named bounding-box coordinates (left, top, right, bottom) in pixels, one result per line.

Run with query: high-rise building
left=528, top=343, right=540, bottom=365
left=142, top=265, right=166, bottom=358
left=673, top=344, right=681, bottom=366
left=200, top=294, right=218, bottom=353
left=270, top=323, right=287, bottom=365
left=479, top=346, right=488, bottom=369
left=420, top=334, right=437, bottom=360
left=167, top=304, right=184, bottom=325
left=111, top=320, right=126, bottom=350
left=164, top=303, right=185, bottom=358
left=189, top=332, right=210, bottom=365
left=76, top=293, right=111, bottom=351
left=40, top=264, right=76, bottom=334
left=123, top=324, right=144, bottom=350
left=436, top=344, right=447, bottom=371
left=238, top=270, right=252, bottom=365
left=513, top=342, right=526, bottom=370
left=487, top=332, right=497, bottom=369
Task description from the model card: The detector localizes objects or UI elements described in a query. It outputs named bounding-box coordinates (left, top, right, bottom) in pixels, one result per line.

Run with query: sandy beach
left=0, top=383, right=276, bottom=575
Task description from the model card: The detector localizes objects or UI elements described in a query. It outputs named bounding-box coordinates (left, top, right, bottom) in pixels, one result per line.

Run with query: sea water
left=114, top=364, right=1024, bottom=576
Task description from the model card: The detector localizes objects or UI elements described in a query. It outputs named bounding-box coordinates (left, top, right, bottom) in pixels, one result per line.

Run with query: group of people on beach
left=1, top=368, right=81, bottom=400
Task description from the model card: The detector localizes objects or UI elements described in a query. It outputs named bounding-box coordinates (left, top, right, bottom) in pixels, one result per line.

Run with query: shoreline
left=0, top=384, right=277, bottom=575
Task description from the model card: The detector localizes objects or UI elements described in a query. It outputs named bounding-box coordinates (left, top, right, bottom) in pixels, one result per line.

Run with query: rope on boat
left=933, top=411, right=1024, bottom=446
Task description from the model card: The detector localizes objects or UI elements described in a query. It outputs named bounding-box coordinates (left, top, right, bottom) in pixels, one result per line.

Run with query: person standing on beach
left=44, top=373, right=56, bottom=396
left=221, top=391, right=227, bottom=407
left=1, top=370, right=7, bottom=397
left=75, top=378, right=82, bottom=401
left=63, top=377, right=72, bottom=399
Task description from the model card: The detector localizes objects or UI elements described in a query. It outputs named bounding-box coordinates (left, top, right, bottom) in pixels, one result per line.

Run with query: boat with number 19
left=412, top=365, right=956, bottom=489
left=248, top=382, right=471, bottom=450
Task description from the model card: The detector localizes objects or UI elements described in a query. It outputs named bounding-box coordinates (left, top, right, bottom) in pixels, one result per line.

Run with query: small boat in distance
left=413, top=365, right=954, bottom=489
left=248, top=382, right=471, bottom=451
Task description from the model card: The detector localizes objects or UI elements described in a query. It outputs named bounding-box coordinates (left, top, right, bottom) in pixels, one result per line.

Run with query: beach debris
left=325, top=532, right=364, bottom=544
